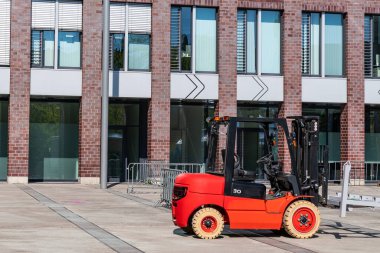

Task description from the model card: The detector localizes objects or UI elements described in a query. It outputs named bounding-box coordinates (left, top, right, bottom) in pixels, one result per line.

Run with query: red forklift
left=172, top=116, right=327, bottom=239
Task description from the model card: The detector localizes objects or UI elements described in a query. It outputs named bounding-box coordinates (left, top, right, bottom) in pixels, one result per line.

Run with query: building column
left=78, top=0, right=102, bottom=184
left=341, top=2, right=365, bottom=184
left=147, top=0, right=171, bottom=162
left=215, top=0, right=238, bottom=168
left=278, top=0, right=302, bottom=172
left=7, top=0, right=31, bottom=184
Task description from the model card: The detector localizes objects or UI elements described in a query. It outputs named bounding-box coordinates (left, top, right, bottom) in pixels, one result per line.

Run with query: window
left=170, top=6, right=216, bottom=73
left=128, top=34, right=150, bottom=71
left=364, top=15, right=380, bottom=78
left=171, top=6, right=192, bottom=72
left=31, top=0, right=83, bottom=69
left=0, top=0, right=10, bottom=66
left=109, top=33, right=125, bottom=70
left=261, top=11, right=281, bottom=74
left=109, top=3, right=152, bottom=72
left=58, top=31, right=81, bottom=68
left=237, top=9, right=281, bottom=75
left=302, top=13, right=320, bottom=75
left=196, top=8, right=217, bottom=72
left=31, top=30, right=55, bottom=68
left=301, top=12, right=344, bottom=77
left=325, top=14, right=344, bottom=76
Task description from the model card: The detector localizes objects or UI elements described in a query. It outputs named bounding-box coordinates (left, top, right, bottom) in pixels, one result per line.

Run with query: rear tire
left=192, top=207, right=224, bottom=239
left=283, top=200, right=320, bottom=239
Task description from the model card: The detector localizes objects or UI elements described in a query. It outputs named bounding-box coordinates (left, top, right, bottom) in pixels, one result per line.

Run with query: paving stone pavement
left=0, top=183, right=379, bottom=253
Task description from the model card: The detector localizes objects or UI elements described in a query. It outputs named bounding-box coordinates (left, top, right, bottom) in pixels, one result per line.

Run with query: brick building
left=0, top=0, right=379, bottom=184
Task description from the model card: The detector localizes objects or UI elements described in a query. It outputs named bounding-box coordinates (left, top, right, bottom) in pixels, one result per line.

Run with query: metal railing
left=126, top=162, right=204, bottom=194
left=160, top=168, right=188, bottom=207
left=326, top=161, right=380, bottom=185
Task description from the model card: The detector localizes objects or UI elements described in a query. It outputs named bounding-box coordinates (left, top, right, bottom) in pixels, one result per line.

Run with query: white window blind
left=128, top=4, right=151, bottom=33
left=32, top=0, right=56, bottom=29
left=110, top=3, right=126, bottom=32
left=0, top=0, right=10, bottom=66
left=237, top=10, right=246, bottom=73
left=59, top=0, right=82, bottom=30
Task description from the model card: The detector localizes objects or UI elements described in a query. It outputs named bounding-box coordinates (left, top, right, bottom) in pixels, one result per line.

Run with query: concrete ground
left=0, top=183, right=379, bottom=253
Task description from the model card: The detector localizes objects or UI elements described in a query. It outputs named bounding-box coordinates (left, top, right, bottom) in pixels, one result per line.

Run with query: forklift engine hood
left=175, top=173, right=225, bottom=195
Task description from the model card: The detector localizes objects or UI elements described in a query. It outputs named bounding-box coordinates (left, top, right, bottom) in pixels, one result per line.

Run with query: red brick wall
left=148, top=0, right=171, bottom=161
left=278, top=0, right=302, bottom=172
left=8, top=0, right=31, bottom=178
left=79, top=0, right=103, bottom=178
left=341, top=1, right=365, bottom=169
left=215, top=0, right=238, bottom=168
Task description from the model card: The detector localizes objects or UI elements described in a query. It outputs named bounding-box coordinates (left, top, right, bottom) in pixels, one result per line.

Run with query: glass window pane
left=181, top=7, right=192, bottom=71
left=43, top=31, right=55, bottom=67
left=112, top=33, right=125, bottom=70
left=58, top=31, right=81, bottom=68
left=261, top=11, right=281, bottom=74
left=310, top=13, right=320, bottom=75
left=247, top=10, right=256, bottom=73
left=0, top=101, right=8, bottom=181
left=31, top=31, right=42, bottom=67
left=29, top=102, right=79, bottom=181
left=128, top=34, right=150, bottom=71
left=373, top=16, right=380, bottom=77
left=195, top=8, right=216, bottom=72
left=170, top=104, right=214, bottom=163
left=325, top=14, right=343, bottom=76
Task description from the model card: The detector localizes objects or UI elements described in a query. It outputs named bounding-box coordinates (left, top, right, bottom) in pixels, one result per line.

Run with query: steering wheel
left=256, top=153, right=273, bottom=177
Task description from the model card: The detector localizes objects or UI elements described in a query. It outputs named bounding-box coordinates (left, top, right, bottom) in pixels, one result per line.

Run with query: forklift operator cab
left=209, top=117, right=301, bottom=201
left=172, top=116, right=322, bottom=240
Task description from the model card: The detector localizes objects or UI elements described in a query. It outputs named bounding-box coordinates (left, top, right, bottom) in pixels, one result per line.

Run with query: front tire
left=192, top=207, right=224, bottom=239
left=283, top=200, right=320, bottom=239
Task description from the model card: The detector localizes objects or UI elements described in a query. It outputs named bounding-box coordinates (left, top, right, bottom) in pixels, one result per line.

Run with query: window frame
left=127, top=32, right=151, bottom=72
left=31, top=29, right=55, bottom=69
left=57, top=30, right=82, bottom=69
left=301, top=12, right=322, bottom=77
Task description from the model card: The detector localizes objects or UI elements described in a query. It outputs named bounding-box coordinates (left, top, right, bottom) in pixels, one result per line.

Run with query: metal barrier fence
left=126, top=162, right=204, bottom=194
left=160, top=168, right=188, bottom=207
left=326, top=161, right=380, bottom=185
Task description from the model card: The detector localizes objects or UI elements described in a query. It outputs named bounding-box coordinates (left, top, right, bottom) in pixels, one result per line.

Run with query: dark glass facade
left=170, top=103, right=214, bottom=163
left=108, top=101, right=147, bottom=182
left=303, top=105, right=341, bottom=161
left=365, top=106, right=380, bottom=162
left=29, top=101, right=79, bottom=181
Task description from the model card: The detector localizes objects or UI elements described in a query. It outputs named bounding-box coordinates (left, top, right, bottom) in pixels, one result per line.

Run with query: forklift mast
left=290, top=116, right=328, bottom=205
